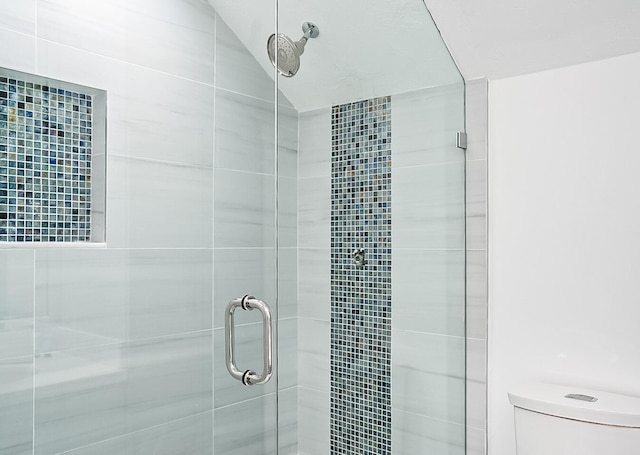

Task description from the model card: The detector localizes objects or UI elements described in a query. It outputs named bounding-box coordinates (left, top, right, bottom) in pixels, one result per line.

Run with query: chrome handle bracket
left=225, top=295, right=273, bottom=387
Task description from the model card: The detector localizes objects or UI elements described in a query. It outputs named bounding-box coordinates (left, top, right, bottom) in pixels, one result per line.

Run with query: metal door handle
left=225, top=295, right=273, bottom=386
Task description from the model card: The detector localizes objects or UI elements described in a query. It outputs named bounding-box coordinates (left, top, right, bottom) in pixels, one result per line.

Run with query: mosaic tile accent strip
left=330, top=96, right=392, bottom=454
left=0, top=74, right=93, bottom=242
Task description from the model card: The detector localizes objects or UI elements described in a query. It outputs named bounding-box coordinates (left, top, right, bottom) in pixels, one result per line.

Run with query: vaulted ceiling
left=209, top=0, right=640, bottom=111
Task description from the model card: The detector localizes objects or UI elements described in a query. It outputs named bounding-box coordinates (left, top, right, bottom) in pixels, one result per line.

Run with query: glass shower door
left=211, top=3, right=281, bottom=453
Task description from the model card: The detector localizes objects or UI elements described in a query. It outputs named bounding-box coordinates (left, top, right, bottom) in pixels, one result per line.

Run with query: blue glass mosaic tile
left=330, top=96, right=392, bottom=455
left=0, top=74, right=93, bottom=242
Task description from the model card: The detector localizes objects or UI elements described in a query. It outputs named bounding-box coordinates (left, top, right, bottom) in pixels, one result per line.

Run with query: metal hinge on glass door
left=456, top=132, right=468, bottom=150
left=225, top=295, right=273, bottom=386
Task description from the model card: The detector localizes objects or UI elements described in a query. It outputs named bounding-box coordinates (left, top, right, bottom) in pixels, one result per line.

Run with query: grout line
left=213, top=391, right=277, bottom=411
left=35, top=37, right=216, bottom=88
left=108, top=153, right=213, bottom=169
left=61, top=410, right=213, bottom=454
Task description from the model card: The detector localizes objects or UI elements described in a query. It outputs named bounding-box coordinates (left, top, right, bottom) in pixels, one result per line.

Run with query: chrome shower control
left=352, top=248, right=366, bottom=268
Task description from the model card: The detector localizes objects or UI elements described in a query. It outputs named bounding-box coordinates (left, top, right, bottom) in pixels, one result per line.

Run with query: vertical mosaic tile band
left=0, top=74, right=93, bottom=242
left=330, top=96, right=392, bottom=454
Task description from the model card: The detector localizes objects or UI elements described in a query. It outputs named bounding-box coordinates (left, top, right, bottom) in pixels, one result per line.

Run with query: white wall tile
left=465, top=78, right=488, bottom=162
left=214, top=168, right=275, bottom=248
left=278, top=387, right=298, bottom=455
left=0, top=0, right=35, bottom=35
left=298, top=108, right=331, bottom=179
left=213, top=325, right=276, bottom=408
left=37, top=0, right=215, bottom=84
left=215, top=14, right=274, bottom=102
left=298, top=387, right=330, bottom=455
left=393, top=162, right=465, bottom=250
left=0, top=250, right=34, bottom=360
left=298, top=176, right=330, bottom=248
left=393, top=83, right=465, bottom=168
left=278, top=177, right=298, bottom=248
left=34, top=331, right=212, bottom=454
left=214, top=394, right=278, bottom=455
left=212, top=248, right=276, bottom=329
left=278, top=318, right=298, bottom=391
left=297, top=318, right=330, bottom=393
left=36, top=40, right=215, bottom=168
left=278, top=106, right=299, bottom=179
left=214, top=89, right=275, bottom=173
left=0, top=27, right=36, bottom=73
left=65, top=412, right=213, bottom=455
left=298, top=249, right=330, bottom=321
left=467, top=426, right=487, bottom=455
left=392, top=329, right=465, bottom=424
left=0, top=356, right=32, bottom=454
left=466, top=250, right=488, bottom=340
left=392, top=249, right=465, bottom=337
left=392, top=409, right=465, bottom=455
left=466, top=159, right=487, bottom=250
left=108, top=156, right=213, bottom=248
left=278, top=247, right=298, bottom=320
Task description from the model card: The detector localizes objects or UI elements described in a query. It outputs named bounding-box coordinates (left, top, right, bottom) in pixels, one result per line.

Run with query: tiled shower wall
left=465, top=78, right=489, bottom=455
left=297, top=82, right=467, bottom=454
left=0, top=1, right=298, bottom=454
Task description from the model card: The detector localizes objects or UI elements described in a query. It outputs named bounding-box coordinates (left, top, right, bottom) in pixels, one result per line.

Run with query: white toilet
left=508, top=383, right=640, bottom=454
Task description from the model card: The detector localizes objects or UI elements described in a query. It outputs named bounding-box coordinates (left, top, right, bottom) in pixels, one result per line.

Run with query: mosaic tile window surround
left=0, top=69, right=101, bottom=243
left=330, top=96, right=392, bottom=454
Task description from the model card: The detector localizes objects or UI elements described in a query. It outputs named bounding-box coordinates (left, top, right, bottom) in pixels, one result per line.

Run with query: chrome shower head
left=267, top=22, right=319, bottom=77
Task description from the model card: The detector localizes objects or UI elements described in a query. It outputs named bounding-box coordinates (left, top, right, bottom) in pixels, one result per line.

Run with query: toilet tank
left=508, top=383, right=640, bottom=455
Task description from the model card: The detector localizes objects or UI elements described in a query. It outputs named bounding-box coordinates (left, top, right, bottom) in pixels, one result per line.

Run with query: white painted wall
left=488, top=52, right=640, bottom=454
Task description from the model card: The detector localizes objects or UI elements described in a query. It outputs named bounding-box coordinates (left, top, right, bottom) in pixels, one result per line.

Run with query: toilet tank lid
left=508, top=383, right=640, bottom=428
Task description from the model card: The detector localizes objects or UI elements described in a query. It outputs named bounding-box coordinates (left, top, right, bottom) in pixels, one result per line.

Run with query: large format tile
left=466, top=159, right=488, bottom=250
left=393, top=162, right=465, bottom=250
left=393, top=83, right=465, bottom=168
left=213, top=248, right=276, bottom=328
left=298, top=108, right=331, bottom=179
left=298, top=176, right=330, bottom=248
left=0, top=250, right=34, bottom=360
left=35, top=249, right=212, bottom=353
left=298, top=387, right=329, bottom=455
left=0, top=28, right=36, bottom=73
left=66, top=412, right=213, bottom=455
left=0, top=1, right=35, bottom=35
left=298, top=249, right=330, bottom=321
left=214, top=168, right=275, bottom=248
left=298, top=318, right=330, bottom=393
left=214, top=89, right=275, bottom=174
left=278, top=176, right=298, bottom=248
left=278, top=106, right=299, bottom=179
left=278, top=247, right=298, bottom=320
left=215, top=14, right=274, bottom=102
left=465, top=78, right=488, bottom=162
left=213, top=324, right=276, bottom=408
left=278, top=318, right=298, bottom=391
left=37, top=40, right=215, bottom=167
left=392, top=329, right=465, bottom=424
left=278, top=387, right=298, bottom=455
left=37, top=0, right=215, bottom=84
left=392, top=249, right=465, bottom=337
left=392, top=409, right=465, bottom=455
left=0, top=356, right=33, bottom=454
left=108, top=156, right=213, bottom=248
left=34, top=331, right=212, bottom=454
left=466, top=250, right=488, bottom=340
left=214, top=394, right=278, bottom=455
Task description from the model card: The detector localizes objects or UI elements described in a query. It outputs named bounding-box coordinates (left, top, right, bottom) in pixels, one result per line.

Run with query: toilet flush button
left=565, top=393, right=598, bottom=402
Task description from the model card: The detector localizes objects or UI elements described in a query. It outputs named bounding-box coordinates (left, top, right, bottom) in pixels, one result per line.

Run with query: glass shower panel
left=211, top=2, right=280, bottom=455
left=279, top=0, right=466, bottom=453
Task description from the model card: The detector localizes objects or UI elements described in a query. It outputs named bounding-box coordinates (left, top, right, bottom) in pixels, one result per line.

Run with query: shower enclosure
left=0, top=0, right=465, bottom=454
